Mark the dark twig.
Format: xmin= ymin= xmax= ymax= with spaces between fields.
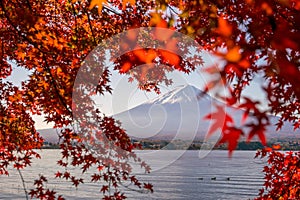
xmin=17 ymin=168 xmax=29 ymax=200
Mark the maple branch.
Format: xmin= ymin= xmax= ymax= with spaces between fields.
xmin=1 ymin=38 xmax=3 ymax=59
xmin=108 ymin=165 xmax=112 ymax=196
xmin=86 ymin=11 xmax=97 ymax=46
xmin=43 ymin=59 xmax=74 ymax=117
xmin=25 ymin=0 xmax=33 ymax=11
xmin=268 ymin=2 xmax=298 ymax=31
xmin=167 ymin=5 xmax=179 ymax=16
xmin=54 ymin=0 xmax=58 ymax=25
xmin=17 ymin=167 xmax=29 ymax=200
xmin=0 ymin=1 xmax=73 ymax=117
xmin=119 ymin=182 xmax=148 ymax=193
xmin=107 ymin=147 xmax=113 ymax=196
xmin=69 ymin=0 xmax=79 ymax=45
xmin=8 ymin=0 xmax=32 ymax=12
xmin=102 ymin=5 xmax=122 ymax=16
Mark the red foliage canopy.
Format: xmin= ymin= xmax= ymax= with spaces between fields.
xmin=0 ymin=0 xmax=299 ymax=199
xmin=255 ymin=149 xmax=300 ymax=199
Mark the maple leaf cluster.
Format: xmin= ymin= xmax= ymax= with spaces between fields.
xmin=29 ymin=175 xmax=65 ymax=200
xmin=255 ymin=149 xmax=300 ymax=199
xmin=1 ymin=0 xmax=154 ymax=198
xmin=151 ymin=0 xmax=300 ymax=153
xmin=0 ymin=0 xmax=300 ymax=199
xmin=0 ymin=80 xmax=43 ymax=175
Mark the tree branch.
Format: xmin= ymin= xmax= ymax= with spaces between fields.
xmin=0 ymin=0 xmax=73 ymax=117
xmin=17 ymin=168 xmax=29 ymax=200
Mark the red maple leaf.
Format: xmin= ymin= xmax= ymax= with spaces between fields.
xmin=204 ymin=104 xmax=233 ymax=138
xmin=143 ymin=183 xmax=153 ymax=193
xmin=101 ymin=185 xmax=109 ymax=193
xmin=55 ymin=171 xmax=62 ymax=178
xmin=218 ymin=127 xmax=243 ymax=157
xmin=247 ymin=124 xmax=267 ymax=146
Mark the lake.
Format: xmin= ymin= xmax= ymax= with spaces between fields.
xmin=0 ymin=150 xmax=265 ymax=199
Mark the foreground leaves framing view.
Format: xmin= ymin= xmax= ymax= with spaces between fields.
xmin=0 ymin=0 xmax=300 ymax=199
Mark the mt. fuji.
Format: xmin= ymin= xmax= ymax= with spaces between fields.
xmin=38 ymin=85 xmax=299 ymax=144
xmin=147 ymin=85 xmax=204 ymax=104
xmin=114 ymin=84 xmax=299 ymax=141
xmin=114 ymin=85 xmax=222 ymax=140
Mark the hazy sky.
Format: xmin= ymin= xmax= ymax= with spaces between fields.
xmin=5 ymin=51 xmax=268 ymax=129
xmin=94 ymin=51 xmax=268 ymax=115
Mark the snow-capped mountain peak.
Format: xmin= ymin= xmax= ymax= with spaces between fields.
xmin=149 ymin=84 xmax=203 ymax=104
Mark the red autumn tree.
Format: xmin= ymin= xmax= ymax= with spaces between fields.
xmin=0 ymin=0 xmax=154 ymax=199
xmin=254 ymin=149 xmax=300 ymax=199
xmin=150 ymin=0 xmax=300 ymax=153
xmin=151 ymin=1 xmax=300 ymax=198
xmin=0 ymin=0 xmax=299 ymax=199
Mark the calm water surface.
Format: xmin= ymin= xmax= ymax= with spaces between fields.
xmin=0 ymin=150 xmax=265 ymax=200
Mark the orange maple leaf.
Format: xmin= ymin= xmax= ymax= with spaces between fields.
xmin=216 ymin=17 xmax=232 ymax=37
xmin=159 ymin=50 xmax=180 ymax=68
xmin=120 ymin=62 xmax=131 ymax=73
xmin=16 ymin=51 xmax=26 ymax=60
xmin=35 ymin=32 xmax=44 ymax=40
xmin=122 ymin=0 xmax=135 ymax=9
xmin=89 ymin=0 xmax=107 ymax=14
xmin=225 ymin=46 xmax=242 ymax=62
xmin=149 ymin=13 xmax=168 ymax=28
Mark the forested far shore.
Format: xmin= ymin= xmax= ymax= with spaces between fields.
xmin=42 ymin=138 xmax=300 ymax=151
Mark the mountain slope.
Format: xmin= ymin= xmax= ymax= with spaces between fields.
xmin=38 ymin=85 xmax=299 ymax=143
xmin=114 ymin=84 xmax=299 ymax=140
xmin=114 ymin=85 xmax=222 ymax=140
xmin=38 ymin=128 xmax=60 ymax=143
